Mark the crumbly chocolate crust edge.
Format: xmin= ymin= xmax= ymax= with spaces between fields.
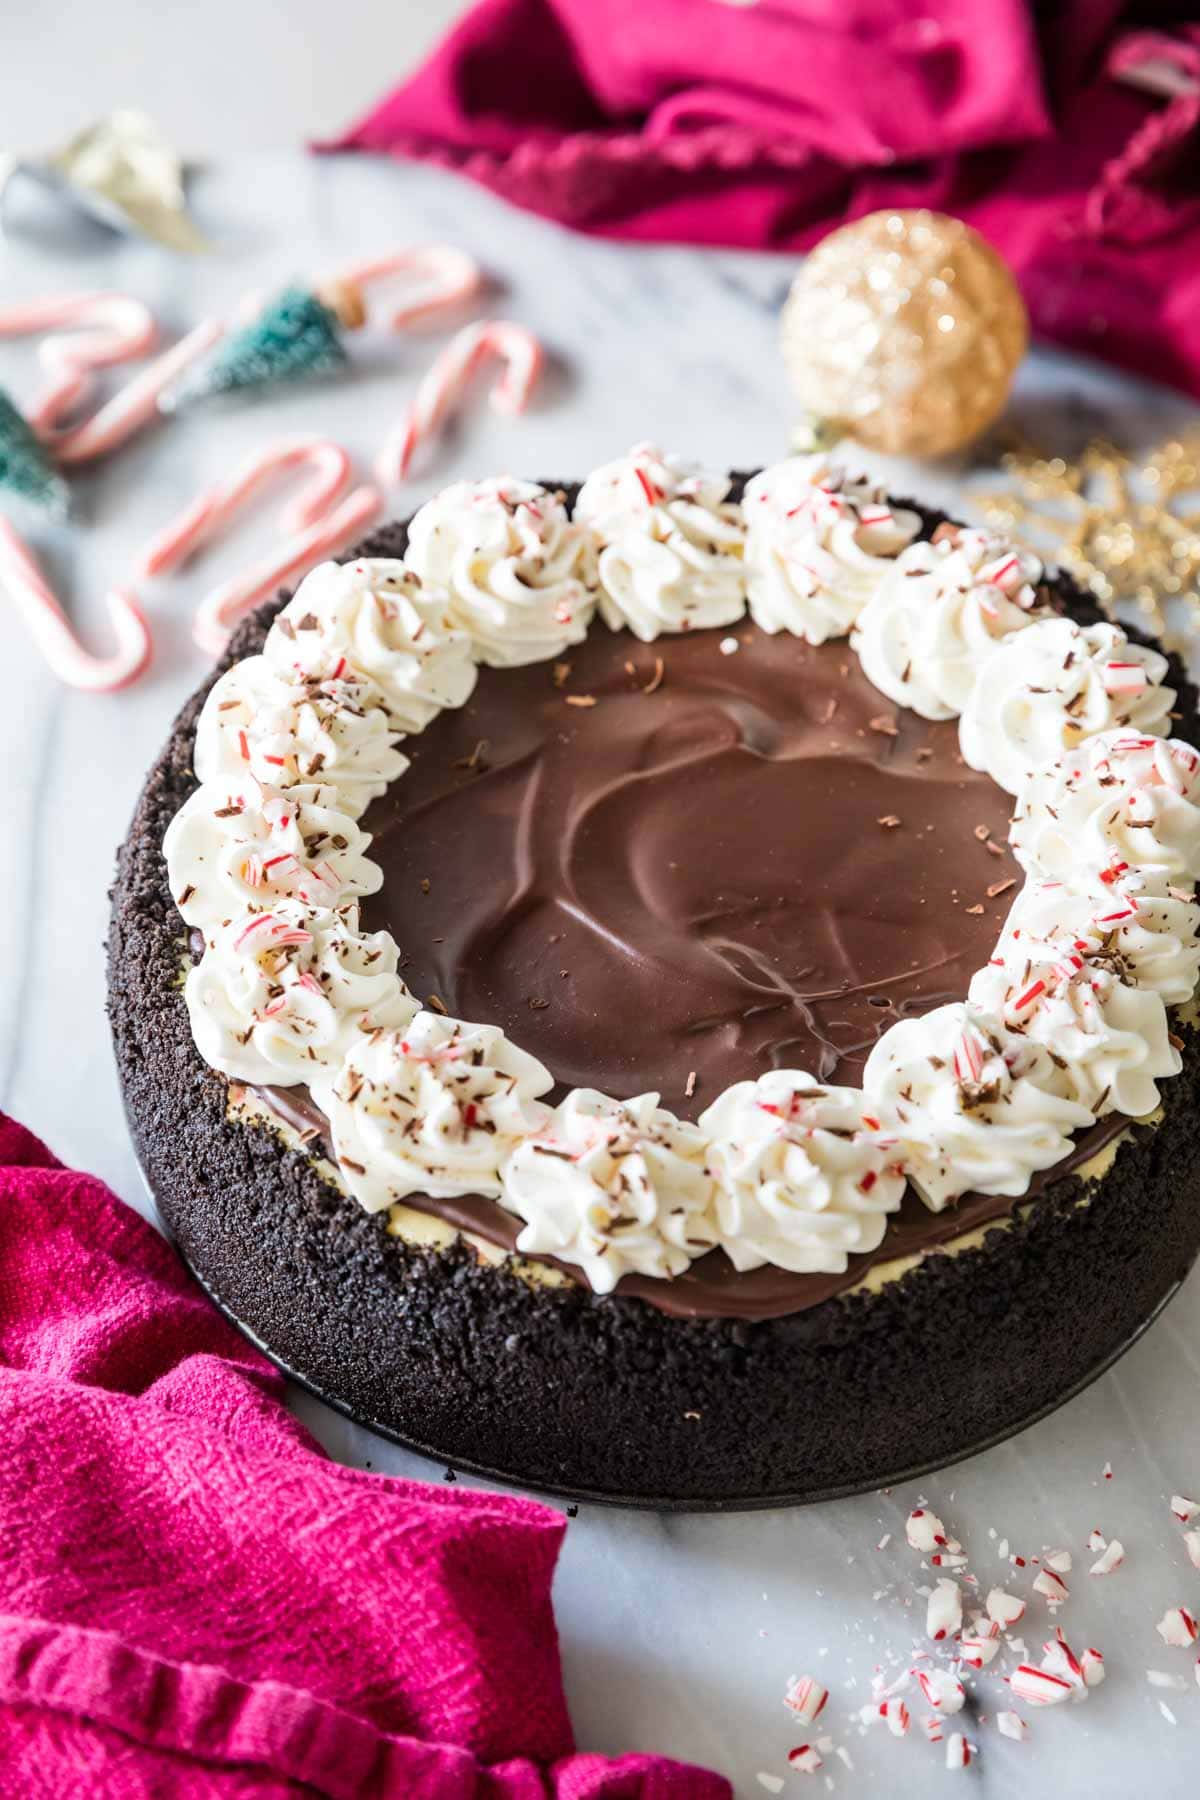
xmin=106 ymin=492 xmax=1200 ymax=1505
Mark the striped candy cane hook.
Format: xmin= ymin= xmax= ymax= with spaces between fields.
xmin=376 ymin=319 xmax=544 ymax=487
xmin=0 ymin=518 xmax=151 ymax=692
xmin=137 ymin=436 xmax=381 ymax=657
xmin=327 ymin=246 xmax=484 ymax=331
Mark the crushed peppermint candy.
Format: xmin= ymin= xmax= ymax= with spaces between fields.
xmin=1010 ymin=1664 xmax=1074 ymax=1707
xmin=1182 ymin=1530 xmax=1200 ymax=1571
xmin=1170 ymin=1494 xmax=1199 ymax=1524
xmin=1156 ymin=1607 xmax=1199 ymax=1648
xmin=906 ymin=1507 xmax=949 ymax=1552
xmin=944 ymin=1733 xmax=976 ymax=1771
xmin=986 ymin=1587 xmax=1026 ymax=1627
xmin=1032 ymin=1567 xmax=1070 ymax=1606
xmin=1090 ymin=1538 xmax=1125 ymax=1576
xmin=996 ymin=1709 xmax=1029 ymax=1742
xmin=927 ymin=1578 xmax=963 ymax=1641
xmin=784 ymin=1675 xmax=828 ymax=1724
xmin=786 ymin=1744 xmax=823 ymax=1775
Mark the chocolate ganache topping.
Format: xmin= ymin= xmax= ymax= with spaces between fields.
xmin=359 ymin=623 xmax=1019 ymax=1099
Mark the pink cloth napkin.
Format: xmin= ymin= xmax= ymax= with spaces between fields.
xmin=0 ymin=1114 xmax=728 ymax=1798
xmin=323 ymin=2 xmax=1200 ymax=400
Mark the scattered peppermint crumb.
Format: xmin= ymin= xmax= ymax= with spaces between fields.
xmin=718 ymin=636 xmax=739 ymax=655
xmin=1160 ymin=1701 xmax=1177 ymax=1726
xmin=756 ymin=1775 xmax=784 ymax=1795
xmin=1102 ymin=1461 xmax=1114 ymax=1481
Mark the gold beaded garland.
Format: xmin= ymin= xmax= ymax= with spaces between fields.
xmin=781 ymin=210 xmax=1028 ymax=458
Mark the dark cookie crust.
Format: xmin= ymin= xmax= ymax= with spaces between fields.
xmin=107 ymin=497 xmax=1200 ymax=1506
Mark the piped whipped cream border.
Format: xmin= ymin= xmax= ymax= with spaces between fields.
xmin=162 ymin=448 xmax=1200 ymax=1296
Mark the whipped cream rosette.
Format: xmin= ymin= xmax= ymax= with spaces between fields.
xmin=194 ymin=657 xmax=408 ymax=821
xmin=743 ymin=454 xmax=919 ymax=644
xmin=959 ymin=617 xmax=1173 ymax=795
xmin=1011 ymin=731 xmax=1200 ymax=884
xmin=186 ymin=902 xmax=417 ymax=1086
xmin=574 ymin=444 xmax=746 ymax=640
xmin=699 ymin=1072 xmax=905 ymax=1275
xmin=500 ymin=1088 xmax=718 ymax=1293
xmin=853 ymin=528 xmax=1045 ymax=719
xmin=313 ymin=1012 xmax=553 ymax=1212
xmin=264 ymin=558 xmax=478 ymax=733
xmin=968 ymin=927 xmax=1181 ymax=1119
xmin=983 ymin=875 xmax=1200 ymax=1008
xmin=164 ymin=779 xmax=382 ymax=928
xmin=863 ymin=1003 xmax=1094 ymax=1210
xmin=402 ymin=478 xmax=594 ymax=667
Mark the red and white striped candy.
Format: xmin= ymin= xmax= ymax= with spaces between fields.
xmin=944 ymin=1733 xmax=975 ymax=1771
xmin=1170 ymin=1494 xmax=1199 ymax=1524
xmin=329 ymin=245 xmax=483 ymax=331
xmin=913 ymin=1666 xmax=965 ymax=1714
xmin=986 ymin=1587 xmax=1026 ymax=1628
xmin=1102 ymin=660 xmax=1149 ymax=695
xmin=1156 ymin=1607 xmax=1198 ymax=1648
xmin=137 ymin=437 xmax=381 ymax=658
xmin=1043 ymin=1549 xmax=1072 ymax=1574
xmin=996 ymin=1710 xmax=1029 ymax=1742
xmin=1086 ymin=1529 xmax=1108 ymax=1553
xmin=1040 ymin=1629 xmax=1085 ymax=1691
xmin=55 ymin=317 xmax=225 ymax=464
xmin=376 ymin=318 xmax=544 ymax=486
xmin=927 ymin=1578 xmax=963 ymax=1641
xmin=1009 ymin=1664 xmax=1072 ymax=1707
xmin=878 ymin=1699 xmax=910 ymax=1737
xmin=921 ymin=1713 xmax=944 ymax=1743
xmin=1032 ymin=1567 xmax=1070 ymax=1605
xmin=1080 ymin=1648 xmax=1105 ymax=1689
xmin=0 ymin=290 xmax=156 ymax=432
xmin=905 ymin=1507 xmax=948 ymax=1552
xmin=0 ymin=516 xmax=150 ymax=692
xmin=952 ymin=1026 xmax=985 ymax=1085
xmin=786 ymin=1745 xmax=822 ymax=1775
xmin=960 ymin=1630 xmax=1000 ymax=1670
xmin=783 ymin=1675 xmax=828 ymax=1725
xmin=1090 ymin=1538 xmax=1125 ymax=1576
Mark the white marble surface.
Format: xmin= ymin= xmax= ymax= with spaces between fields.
xmin=3 ymin=155 xmax=1200 ymax=1797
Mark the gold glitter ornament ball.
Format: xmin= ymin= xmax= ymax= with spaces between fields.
xmin=781 ymin=210 xmax=1028 ymax=458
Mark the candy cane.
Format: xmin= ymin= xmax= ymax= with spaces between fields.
xmin=328 ymin=246 xmax=483 ymax=331
xmin=0 ymin=291 xmax=158 ymax=433
xmin=138 ymin=436 xmax=380 ymax=657
xmin=0 ymin=518 xmax=150 ymax=692
xmin=138 ymin=437 xmax=357 ymax=578
xmin=190 ymin=483 xmax=382 ymax=657
xmin=376 ymin=319 xmax=544 ymax=486
xmin=54 ymin=318 xmax=226 ymax=465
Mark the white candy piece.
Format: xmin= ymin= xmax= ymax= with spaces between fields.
xmin=1182 ymin=1530 xmax=1200 ymax=1571
xmin=501 ymin=1088 xmax=718 ymax=1294
xmin=996 ymin=1710 xmax=1029 ymax=1742
xmin=264 ymin=557 xmax=479 ymax=732
xmin=913 ymin=1667 xmax=965 ymax=1714
xmin=944 ymin=1733 xmax=975 ymax=1771
xmin=404 ymin=477 xmax=596 ymax=666
xmin=960 ymin=1630 xmax=1001 ymax=1670
xmin=1081 ymin=1648 xmax=1106 ymax=1689
xmin=575 ymin=444 xmax=746 ymax=640
xmin=1156 ymin=1607 xmax=1199 ymax=1647
xmin=1090 ymin=1539 xmax=1125 ymax=1576
xmin=905 ymin=1507 xmax=948 ymax=1552
xmin=1009 ymin=1664 xmax=1073 ymax=1707
xmin=1170 ymin=1494 xmax=1200 ymax=1523
xmin=786 ymin=1744 xmax=823 ymax=1774
xmin=744 ymin=454 xmax=918 ymax=645
xmin=784 ymin=1676 xmax=829 ymax=1725
xmin=987 ymin=1587 xmax=1026 ymax=1627
xmin=927 ymin=1578 xmax=963 ymax=1641
xmin=959 ymin=616 xmax=1173 ymax=796
xmin=1032 ymin=1568 xmax=1070 ymax=1605
xmin=853 ymin=527 xmax=1043 ymax=720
